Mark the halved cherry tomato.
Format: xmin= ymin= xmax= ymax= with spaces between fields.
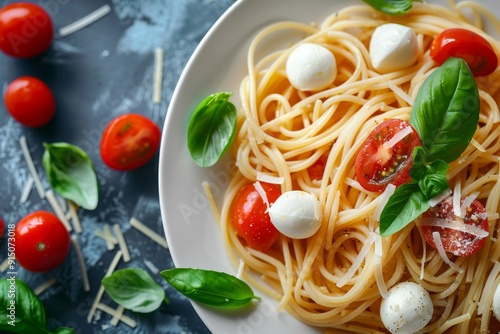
xmin=355 ymin=119 xmax=421 ymax=192
xmin=14 ymin=211 xmax=70 ymax=272
xmin=100 ymin=114 xmax=161 ymax=171
xmin=430 ymin=28 xmax=498 ymax=77
xmin=0 ymin=3 xmax=53 ymax=58
xmin=4 ymin=76 xmax=56 ymax=127
xmin=232 ymin=182 xmax=282 ymax=251
xmin=422 ymin=195 xmax=488 ymax=257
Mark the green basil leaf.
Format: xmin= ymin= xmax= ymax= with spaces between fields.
xmin=379 ymin=183 xmax=430 ymax=236
xmin=0 ymin=278 xmax=58 ymax=334
xmin=53 ymin=328 xmax=75 ymax=334
xmin=409 ymin=57 xmax=480 ymax=163
xmin=418 ymin=173 xmax=449 ymax=200
xmin=43 ymin=142 xmax=99 ymax=210
xmin=161 ymin=268 xmax=260 ymax=309
xmin=102 ymin=268 xmax=166 ymax=313
xmin=187 ymin=92 xmax=237 ymax=167
xmin=361 ymin=0 xmax=420 ymax=15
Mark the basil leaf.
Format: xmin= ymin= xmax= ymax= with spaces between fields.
xmin=102 ymin=268 xmax=167 ymax=313
xmin=0 ymin=278 xmax=74 ymax=334
xmin=53 ymin=328 xmax=76 ymax=334
xmin=379 ymin=183 xmax=430 ymax=236
xmin=409 ymin=57 xmax=480 ymax=163
xmin=187 ymin=92 xmax=237 ymax=167
xmin=361 ymin=0 xmax=420 ymax=15
xmin=43 ymin=142 xmax=99 ymax=210
xmin=161 ymin=268 xmax=260 ymax=309
xmin=418 ymin=173 xmax=449 ymax=200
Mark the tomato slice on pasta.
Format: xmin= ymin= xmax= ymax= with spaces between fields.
xmin=355 ymin=119 xmax=421 ymax=192
xmin=422 ymin=195 xmax=489 ymax=257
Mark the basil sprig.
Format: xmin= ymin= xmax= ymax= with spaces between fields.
xmin=380 ymin=57 xmax=480 ymax=236
xmin=43 ymin=142 xmax=99 ymax=210
xmin=187 ymin=92 xmax=237 ymax=167
xmin=161 ymin=268 xmax=260 ymax=308
xmin=102 ymin=268 xmax=168 ymax=313
xmin=0 ymin=278 xmax=74 ymax=334
xmin=361 ymin=0 xmax=422 ymax=15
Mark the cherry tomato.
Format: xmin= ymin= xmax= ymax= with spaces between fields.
xmin=422 ymin=195 xmax=488 ymax=257
xmin=232 ymin=182 xmax=282 ymax=251
xmin=355 ymin=119 xmax=421 ymax=192
xmin=0 ymin=216 xmax=4 ymax=237
xmin=100 ymin=113 xmax=161 ymax=171
xmin=4 ymin=76 xmax=56 ymax=127
xmin=430 ymin=28 xmax=498 ymax=77
xmin=0 ymin=3 xmax=53 ymax=58
xmin=14 ymin=211 xmax=70 ymax=272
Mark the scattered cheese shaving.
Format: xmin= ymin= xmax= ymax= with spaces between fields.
xmin=420 ymin=239 xmax=427 ymax=280
xmin=459 ymin=194 xmax=477 ymax=218
xmin=236 ymin=259 xmax=245 ymax=279
xmin=419 ymin=217 xmax=489 ymax=239
xmin=87 ymin=250 xmax=123 ymax=323
xmin=432 ymin=232 xmax=464 ymax=273
xmin=374 ymin=184 xmax=396 ymax=221
xmin=46 ymin=190 xmax=72 ymax=232
xmin=59 ymin=5 xmax=112 ymax=37
xmin=110 ymin=305 xmax=125 ymax=327
xmin=202 ymin=181 xmax=221 ymax=224
xmin=256 ymin=172 xmax=285 ymax=185
xmin=253 ymin=181 xmax=270 ymax=212
xmin=68 ymin=201 xmax=83 ymax=233
xmin=383 ymin=126 xmax=413 ymax=149
xmin=478 ymin=261 xmax=500 ymax=315
xmin=71 ymin=236 xmax=91 ymax=292
xmin=429 ymin=188 xmax=451 ymax=207
xmin=152 ymin=47 xmax=164 ymax=104
xmin=96 ymin=303 xmax=137 ymax=328
xmin=113 ymin=224 xmax=130 ymax=263
xmin=19 ymin=176 xmax=34 ymax=204
xmin=453 ymin=180 xmax=462 ymax=217
xmin=388 ymin=80 xmax=413 ymax=106
xmin=130 ymin=217 xmax=169 ymax=249
xmin=337 ymin=232 xmax=377 ymax=288
xmin=34 ymin=278 xmax=57 ymax=295
xmin=19 ymin=136 xmax=45 ymax=199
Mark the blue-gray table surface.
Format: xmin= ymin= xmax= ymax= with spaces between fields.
xmin=0 ymin=0 xmax=237 ymax=333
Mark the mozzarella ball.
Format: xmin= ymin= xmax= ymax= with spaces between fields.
xmin=286 ymin=43 xmax=337 ymax=91
xmin=493 ymin=283 xmax=500 ymax=321
xmin=380 ymin=282 xmax=433 ymax=334
xmin=268 ymin=190 xmax=322 ymax=239
xmin=369 ymin=23 xmax=419 ymax=73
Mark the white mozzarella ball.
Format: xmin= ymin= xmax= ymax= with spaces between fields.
xmin=268 ymin=190 xmax=322 ymax=239
xmin=380 ymin=282 xmax=433 ymax=334
xmin=369 ymin=23 xmax=419 ymax=73
xmin=286 ymin=43 xmax=337 ymax=91
xmin=493 ymin=283 xmax=500 ymax=321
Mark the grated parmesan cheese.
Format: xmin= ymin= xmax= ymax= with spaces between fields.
xmin=453 ymin=181 xmax=462 ymax=217
xmin=253 ymin=181 xmax=270 ymax=211
xmin=432 ymin=232 xmax=463 ymax=273
xmin=46 ymin=190 xmax=72 ymax=232
xmin=113 ymin=224 xmax=130 ymax=263
xmin=256 ymin=172 xmax=285 ymax=185
xmin=428 ymin=188 xmax=451 ymax=207
xmin=152 ymin=47 xmax=164 ymax=104
xmin=130 ymin=217 xmax=169 ymax=249
xmin=19 ymin=136 xmax=45 ymax=199
xmin=337 ymin=232 xmax=377 ymax=288
xmin=383 ymin=126 xmax=413 ymax=149
xmin=71 ymin=236 xmax=91 ymax=292
xmin=59 ymin=5 xmax=112 ymax=37
xmin=19 ymin=176 xmax=34 ymax=204
xmin=419 ymin=217 xmax=489 ymax=239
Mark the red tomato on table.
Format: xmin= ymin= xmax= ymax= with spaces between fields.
xmin=14 ymin=211 xmax=70 ymax=272
xmin=100 ymin=113 xmax=161 ymax=171
xmin=0 ymin=216 xmax=4 ymax=237
xmin=0 ymin=3 xmax=53 ymax=58
xmin=4 ymin=76 xmax=56 ymax=127
xmin=232 ymin=182 xmax=282 ymax=251
xmin=430 ymin=28 xmax=498 ymax=77
xmin=355 ymin=119 xmax=421 ymax=192
xmin=422 ymin=195 xmax=488 ymax=257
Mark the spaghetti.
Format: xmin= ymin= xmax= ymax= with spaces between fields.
xmin=218 ymin=1 xmax=500 ymax=333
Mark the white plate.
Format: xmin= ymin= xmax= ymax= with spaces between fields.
xmin=158 ymin=0 xmax=497 ymax=333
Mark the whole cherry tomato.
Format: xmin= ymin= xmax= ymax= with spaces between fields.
xmin=421 ymin=195 xmax=488 ymax=257
xmin=4 ymin=76 xmax=56 ymax=127
xmin=430 ymin=28 xmax=498 ymax=77
xmin=100 ymin=113 xmax=161 ymax=171
xmin=232 ymin=182 xmax=282 ymax=251
xmin=0 ymin=2 xmax=53 ymax=58
xmin=0 ymin=216 xmax=4 ymax=237
xmin=355 ymin=119 xmax=421 ymax=192
xmin=14 ymin=211 xmax=70 ymax=272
